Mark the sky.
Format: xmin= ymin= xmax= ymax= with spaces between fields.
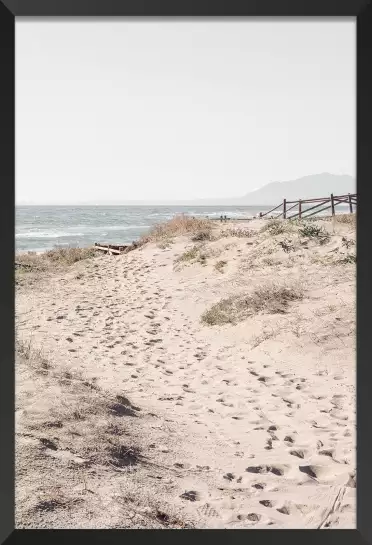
xmin=16 ymin=19 xmax=355 ymax=205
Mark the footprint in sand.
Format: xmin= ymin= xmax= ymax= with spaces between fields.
xmin=252 ymin=482 xmax=266 ymax=490
xmin=289 ymin=449 xmax=307 ymax=459
xmin=180 ymin=490 xmax=200 ymax=502
xmin=246 ymin=464 xmax=290 ymax=477
xmin=197 ymin=504 xmax=219 ymax=518
xmin=260 ymin=499 xmax=274 ymax=508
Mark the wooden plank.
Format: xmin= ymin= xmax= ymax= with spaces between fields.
xmin=299 ymin=203 xmax=333 ymax=219
xmin=285 ymin=202 xmax=299 ymax=215
xmin=287 ymin=194 xmax=355 ymax=205
xmin=331 ymin=194 xmax=335 ymax=216
xmin=276 ymin=201 xmax=298 ymax=219
xmin=265 ymin=193 xmax=356 ymax=220
xmin=288 ymin=199 xmax=329 ymax=220
xmin=94 ymin=245 xmax=122 ymax=255
xmin=260 ymin=202 xmax=283 ymax=217
xmin=94 ymin=242 xmax=129 ymax=251
xmin=286 ymin=197 xmax=329 ymax=205
xmin=348 ymin=194 xmax=353 ymax=214
xmin=333 ymin=197 xmax=349 ymax=204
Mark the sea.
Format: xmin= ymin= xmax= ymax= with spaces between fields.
xmin=16 ymin=205 xmax=273 ymax=254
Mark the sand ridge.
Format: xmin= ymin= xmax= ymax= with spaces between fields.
xmin=16 ymin=218 xmax=356 ymax=528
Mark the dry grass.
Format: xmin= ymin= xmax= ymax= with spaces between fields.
xmin=175 ymin=245 xmax=200 ymax=263
xmin=215 ymin=260 xmax=227 ymax=273
xmin=298 ymin=224 xmax=330 ymax=244
xmin=310 ymin=251 xmax=357 ymax=267
xmin=139 ymin=215 xmax=213 ymax=245
xmin=220 ymin=228 xmax=253 ymax=238
xmin=16 ymin=338 xmax=52 ymax=373
xmin=16 ymin=340 xmax=142 ymax=470
xmin=16 ymin=339 xmax=194 ymax=529
xmin=16 ymin=247 xmax=98 ymax=272
xmin=260 ymin=219 xmax=294 ymax=236
xmin=341 ymin=236 xmax=356 ymax=250
xmin=191 ymin=230 xmax=214 ymax=242
xmin=175 ymin=244 xmax=208 ymax=266
xmin=157 ymin=238 xmax=174 ymax=249
xmin=334 ymin=213 xmax=356 ymax=225
xmin=278 ymin=239 xmax=296 ymax=253
xmin=337 ymin=254 xmax=356 ymax=264
xmin=249 ymin=326 xmax=280 ymax=348
xmin=261 ymin=256 xmax=282 ymax=267
xmin=201 ymin=282 xmax=304 ymax=326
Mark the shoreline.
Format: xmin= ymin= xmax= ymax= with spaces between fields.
xmin=15 ymin=207 xmax=354 ymax=253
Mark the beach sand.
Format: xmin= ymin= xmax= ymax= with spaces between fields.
xmin=15 ymin=217 xmax=356 ymax=529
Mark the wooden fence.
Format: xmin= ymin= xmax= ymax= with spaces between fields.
xmin=260 ymin=193 xmax=357 ymax=220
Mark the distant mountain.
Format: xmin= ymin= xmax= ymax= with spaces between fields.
xmin=106 ymin=173 xmax=355 ymax=206
xmin=239 ymin=173 xmax=355 ymax=206
xmin=135 ymin=173 xmax=354 ymax=206
xmin=19 ymin=173 xmax=355 ymax=206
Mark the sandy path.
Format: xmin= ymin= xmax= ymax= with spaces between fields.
xmin=16 ymin=223 xmax=356 ymax=528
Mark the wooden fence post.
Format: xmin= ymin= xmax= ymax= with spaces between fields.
xmin=298 ymin=199 xmax=302 ymax=219
xmin=283 ymin=199 xmax=287 ymax=219
xmin=348 ymin=193 xmax=353 ymax=214
xmin=330 ymin=194 xmax=335 ymax=216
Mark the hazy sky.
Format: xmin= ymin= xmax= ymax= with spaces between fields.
xmin=16 ymin=19 xmax=355 ymax=205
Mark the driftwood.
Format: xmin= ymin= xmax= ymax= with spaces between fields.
xmin=93 ymin=242 xmax=138 ymax=255
xmin=94 ymin=245 xmax=122 ymax=255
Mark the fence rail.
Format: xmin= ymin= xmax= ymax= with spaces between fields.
xmin=260 ymin=193 xmax=357 ymax=220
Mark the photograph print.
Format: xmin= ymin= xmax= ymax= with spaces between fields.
xmin=15 ymin=18 xmax=356 ymax=529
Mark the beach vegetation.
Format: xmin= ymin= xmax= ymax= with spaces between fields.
xmin=157 ymin=238 xmax=174 ymax=249
xmin=215 ymin=260 xmax=227 ymax=273
xmin=16 ymin=247 xmax=98 ymax=272
xmin=298 ymin=224 xmax=330 ymax=244
xmin=278 ymin=239 xmax=295 ymax=253
xmin=139 ymin=215 xmax=213 ymax=245
xmin=220 ymin=228 xmax=253 ymax=238
xmin=337 ymin=254 xmax=356 ymax=264
xmin=201 ymin=282 xmax=304 ymax=326
xmin=191 ymin=230 xmax=213 ymax=242
xmin=341 ymin=236 xmax=355 ymax=250
xmin=175 ymin=245 xmax=200 ymax=263
xmin=334 ymin=213 xmax=356 ymax=225
xmin=260 ymin=219 xmax=292 ymax=236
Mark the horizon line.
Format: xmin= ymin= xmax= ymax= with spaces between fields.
xmin=16 ymin=172 xmax=355 ymax=206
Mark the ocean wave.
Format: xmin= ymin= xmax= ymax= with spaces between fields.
xmin=187 ymin=211 xmax=248 ymax=218
xmin=16 ymin=231 xmax=85 ymax=239
xmin=99 ymin=224 xmax=150 ymax=231
xmin=69 ymin=224 xmax=151 ymax=232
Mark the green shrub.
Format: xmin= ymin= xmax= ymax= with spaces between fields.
xmin=299 ymin=224 xmax=330 ymax=244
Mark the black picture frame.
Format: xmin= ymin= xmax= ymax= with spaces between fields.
xmin=1 ymin=1 xmax=371 ymax=544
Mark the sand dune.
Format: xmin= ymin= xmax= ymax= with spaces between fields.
xmin=15 ymin=216 xmax=356 ymax=528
